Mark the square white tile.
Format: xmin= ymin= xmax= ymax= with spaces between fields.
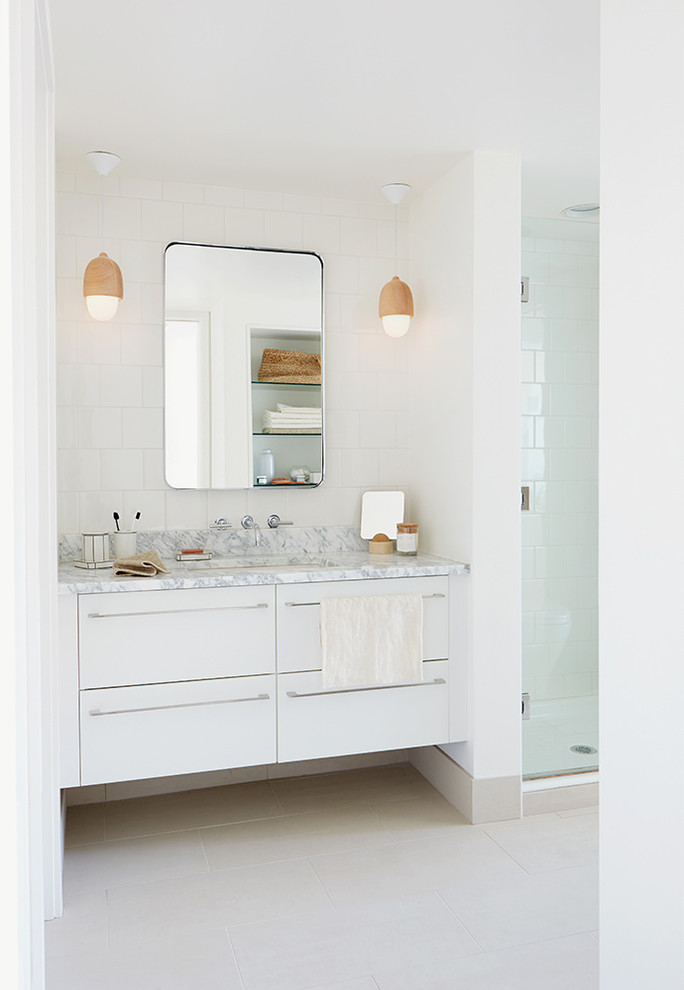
xmin=106 ymin=858 xmax=332 ymax=948
xmin=46 ymin=929 xmax=243 ymax=990
xmin=229 ymin=892 xmax=480 ymax=990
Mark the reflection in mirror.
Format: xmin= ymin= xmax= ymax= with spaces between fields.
xmin=164 ymin=244 xmax=324 ymax=490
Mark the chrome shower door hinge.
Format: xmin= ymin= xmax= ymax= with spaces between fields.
xmin=521 ymin=276 xmax=530 ymax=302
xmin=522 ymin=692 xmax=531 ymax=720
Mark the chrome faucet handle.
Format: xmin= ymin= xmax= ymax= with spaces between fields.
xmin=210 ymin=517 xmax=231 ymax=530
xmin=267 ymin=514 xmax=293 ymax=529
xmin=241 ymin=514 xmax=261 ymax=546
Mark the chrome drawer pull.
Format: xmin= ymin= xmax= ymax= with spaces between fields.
xmin=88 ymin=603 xmax=269 ymax=619
xmin=286 ymin=677 xmax=445 ymax=698
xmin=88 ymin=693 xmax=270 ymax=716
xmin=284 ymin=593 xmax=446 ymax=608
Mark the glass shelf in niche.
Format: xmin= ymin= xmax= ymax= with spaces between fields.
xmin=252 ymin=482 xmax=319 ymax=488
xmin=253 ymin=432 xmax=321 ymax=438
xmin=251 ymin=380 xmax=321 ymax=389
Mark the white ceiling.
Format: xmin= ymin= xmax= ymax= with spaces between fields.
xmin=51 ymin=0 xmax=599 ymax=216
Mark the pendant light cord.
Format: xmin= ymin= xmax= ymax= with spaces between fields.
xmin=394 ymin=203 xmax=398 ymax=274
xmin=99 ymin=173 xmax=104 ymax=246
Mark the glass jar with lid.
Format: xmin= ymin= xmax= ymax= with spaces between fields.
xmin=396 ymin=523 xmax=419 ymax=555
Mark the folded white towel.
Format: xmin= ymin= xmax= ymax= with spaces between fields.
xmin=320 ymin=594 xmax=423 ymax=688
xmin=263 ymin=427 xmax=321 ymax=434
xmin=277 ymin=403 xmax=322 ymax=414
xmin=263 ymin=414 xmax=321 ymax=428
xmin=264 ymin=411 xmax=322 ymax=421
xmin=263 ymin=423 xmax=321 ymax=432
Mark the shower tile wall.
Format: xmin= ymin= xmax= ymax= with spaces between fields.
xmin=521 ymin=218 xmax=598 ymax=703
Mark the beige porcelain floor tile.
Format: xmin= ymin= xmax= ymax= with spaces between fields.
xmin=484 ymin=810 xmax=598 ymax=873
xmin=106 ymin=857 xmax=333 ymax=947
xmin=371 ymin=793 xmax=471 ymax=841
xmin=301 ymin=981 xmax=378 ymax=990
xmin=65 ymin=803 xmax=105 ymax=847
xmin=373 ymin=932 xmax=599 ymax=990
xmin=45 ymin=929 xmax=242 ymax=990
xmin=44 ymin=889 xmax=107 ymax=959
xmin=269 ymin=764 xmax=436 ymax=814
xmin=103 ymin=780 xmax=284 ymax=839
xmin=439 ymin=863 xmax=598 ymax=951
xmin=63 ymin=828 xmax=208 ymax=895
xmin=229 ymin=892 xmax=480 ymax=990
xmin=556 ymin=805 xmax=599 ymax=818
xmin=200 ymin=804 xmax=396 ymax=870
xmin=310 ymin=831 xmax=524 ymax=908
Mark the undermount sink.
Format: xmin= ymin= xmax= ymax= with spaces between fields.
xmin=187 ymin=555 xmax=341 ymax=572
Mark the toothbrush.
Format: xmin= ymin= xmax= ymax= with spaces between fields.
xmin=130 ymin=511 xmax=141 ymax=532
xmin=113 ymin=512 xmax=120 ymax=531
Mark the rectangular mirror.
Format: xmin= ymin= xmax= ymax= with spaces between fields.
xmin=164 ymin=243 xmax=324 ymax=490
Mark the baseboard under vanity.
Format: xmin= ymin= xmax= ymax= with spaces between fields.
xmin=64 ymin=748 xmax=411 ymax=805
xmin=409 ymin=746 xmax=522 ymax=824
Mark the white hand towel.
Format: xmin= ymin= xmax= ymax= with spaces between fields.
xmin=263 ymin=410 xmax=321 ymax=421
xmin=263 ymin=414 xmax=321 ymax=425
xmin=276 ymin=403 xmax=322 ymax=414
xmin=320 ymin=594 xmax=423 ymax=688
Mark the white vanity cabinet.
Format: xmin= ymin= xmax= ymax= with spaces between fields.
xmin=79 ymin=586 xmax=276 ymax=687
xmin=276 ymin=575 xmax=449 ymax=672
xmin=62 ymin=572 xmax=461 ymax=788
xmin=81 ymin=675 xmax=275 ymax=785
xmin=276 ymin=576 xmax=451 ymax=762
xmin=76 ymin=585 xmax=277 ymax=785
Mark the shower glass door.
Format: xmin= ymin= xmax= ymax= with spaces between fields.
xmin=521 ymin=217 xmax=599 ymax=778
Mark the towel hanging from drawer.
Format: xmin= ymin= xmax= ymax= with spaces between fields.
xmin=319 ymin=594 xmax=423 ymax=689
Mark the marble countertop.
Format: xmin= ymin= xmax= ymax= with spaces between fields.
xmin=58 ymin=551 xmax=469 ymax=595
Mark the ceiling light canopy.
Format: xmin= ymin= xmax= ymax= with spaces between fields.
xmin=561 ymin=203 xmax=600 ymax=219
xmin=83 ymin=151 xmax=124 ymax=321
xmin=378 ymin=183 xmax=413 ymax=338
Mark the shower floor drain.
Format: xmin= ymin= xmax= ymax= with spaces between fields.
xmin=570 ymin=745 xmax=598 ymax=755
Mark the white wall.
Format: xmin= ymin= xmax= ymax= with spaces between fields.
xmin=55 ymin=175 xmax=414 ymax=534
xmin=4 ymin=0 xmax=56 ymax=982
xmin=410 ymin=152 xmax=522 ymax=784
xmin=600 ymin=2 xmax=684 ymax=987
xmin=521 ymin=217 xmax=599 ymax=702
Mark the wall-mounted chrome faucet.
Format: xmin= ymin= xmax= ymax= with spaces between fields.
xmin=241 ymin=514 xmax=261 ymax=546
xmin=266 ymin=514 xmax=293 ymax=529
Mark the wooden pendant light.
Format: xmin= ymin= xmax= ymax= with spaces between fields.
xmin=378 ymin=183 xmax=413 ymax=337
xmin=83 ymin=252 xmax=123 ymax=300
xmin=379 ymin=275 xmax=414 ymax=319
xmin=83 ymin=151 xmax=124 ymax=321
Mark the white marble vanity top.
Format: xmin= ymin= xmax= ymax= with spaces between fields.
xmin=58 ymin=551 xmax=469 ymax=595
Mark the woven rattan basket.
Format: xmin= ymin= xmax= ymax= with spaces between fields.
xmin=258 ymin=348 xmax=321 ymax=385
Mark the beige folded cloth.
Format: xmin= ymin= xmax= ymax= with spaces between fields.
xmin=320 ymin=594 xmax=423 ymax=688
xmin=113 ymin=549 xmax=170 ymax=576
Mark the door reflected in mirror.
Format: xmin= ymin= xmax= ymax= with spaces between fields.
xmin=164 ymin=243 xmax=324 ymax=490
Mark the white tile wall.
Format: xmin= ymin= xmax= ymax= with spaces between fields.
xmin=521 ymin=217 xmax=598 ymax=702
xmin=56 ymin=171 xmax=412 ymax=534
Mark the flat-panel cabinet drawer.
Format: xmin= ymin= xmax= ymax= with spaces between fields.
xmin=276 ymin=576 xmax=449 ymax=673
xmin=79 ymin=586 xmax=275 ymax=688
xmin=277 ymin=660 xmax=449 ymax=763
xmin=80 ymin=674 xmax=276 ymax=785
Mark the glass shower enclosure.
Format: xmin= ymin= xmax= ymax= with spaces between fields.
xmin=521 ymin=216 xmax=599 ymax=779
